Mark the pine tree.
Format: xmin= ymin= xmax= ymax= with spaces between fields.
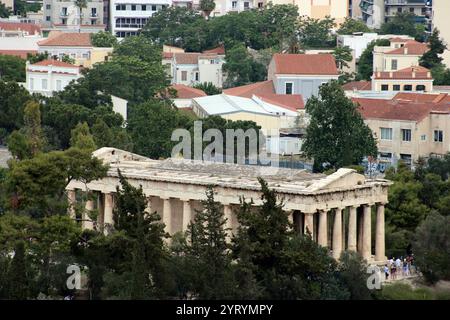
xmin=113 ymin=170 xmax=166 ymax=299
xmin=6 ymin=241 xmax=29 ymax=299
xmin=187 ymin=186 xmax=233 ymax=299
xmin=420 ymin=28 xmax=447 ymax=69
xmin=70 ymin=122 xmax=97 ymax=151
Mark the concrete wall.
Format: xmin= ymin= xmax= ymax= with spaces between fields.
xmin=273 ymin=75 xmax=339 ymax=100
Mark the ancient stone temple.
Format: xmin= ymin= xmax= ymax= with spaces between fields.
xmin=66 ymin=148 xmax=391 ymax=262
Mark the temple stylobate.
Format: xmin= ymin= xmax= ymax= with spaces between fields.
xmin=66 ymin=148 xmax=392 ymax=262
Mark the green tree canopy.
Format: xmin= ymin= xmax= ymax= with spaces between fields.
xmin=91 ymin=31 xmax=118 ymax=48
xmin=302 ymin=81 xmax=377 ymax=171
xmin=337 ymin=17 xmax=371 ymax=35
xmin=0 ymin=55 xmax=26 ymax=82
xmin=357 ymin=39 xmax=390 ymax=80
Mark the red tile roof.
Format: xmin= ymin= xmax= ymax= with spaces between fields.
xmin=0 ymin=49 xmax=37 ymax=59
xmin=393 ymin=92 xmax=450 ymax=103
xmin=203 ymin=45 xmax=225 ymax=55
xmin=31 ymin=59 xmax=80 ymax=68
xmin=342 ymin=80 xmax=372 ymax=91
xmin=170 ymin=84 xmax=207 ymax=99
xmin=223 ymin=80 xmax=275 ymax=97
xmin=389 ymin=37 xmax=413 ymax=43
xmin=385 ymin=40 xmax=428 ymax=55
xmin=224 ymin=80 xmax=304 ymax=110
xmin=272 ymin=53 xmax=339 ymax=75
xmin=38 ymin=32 xmax=92 ymax=47
xmin=162 ymin=52 xmax=174 ymax=59
xmin=373 ymin=66 xmax=431 ymax=80
xmin=353 ymin=98 xmax=450 ymax=122
xmin=0 ymin=21 xmax=41 ymax=35
xmin=174 ymin=53 xmax=201 ymax=64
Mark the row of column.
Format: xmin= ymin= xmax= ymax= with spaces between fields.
xmin=67 ymin=190 xmax=385 ymax=261
xmin=294 ymin=203 xmax=385 ymax=261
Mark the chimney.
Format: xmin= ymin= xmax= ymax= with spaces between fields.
xmin=389 ymin=72 xmax=393 ymax=78
xmin=427 ymin=71 xmax=431 ymax=78
xmin=412 ymin=70 xmax=416 ymax=78
xmin=404 ymin=47 xmax=408 ymax=55
xmin=377 ymin=71 xmax=381 ymax=78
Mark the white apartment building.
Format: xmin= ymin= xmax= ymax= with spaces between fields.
xmin=25 ymin=60 xmax=82 ymax=96
xmin=110 ymin=0 xmax=171 ymax=38
xmin=42 ymin=0 xmax=105 ymax=30
xmin=164 ymin=51 xmax=226 ymax=88
xmin=431 ymin=0 xmax=450 ymax=67
xmin=212 ymin=0 xmax=265 ymax=16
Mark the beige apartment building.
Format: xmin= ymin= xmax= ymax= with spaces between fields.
xmin=371 ymin=65 xmax=433 ymax=92
xmin=431 ymin=0 xmax=450 ymax=68
xmin=0 ymin=0 xmax=13 ymax=9
xmin=354 ymin=93 xmax=450 ymax=168
xmin=273 ymin=0 xmax=349 ymax=24
xmin=373 ymin=38 xmax=428 ymax=73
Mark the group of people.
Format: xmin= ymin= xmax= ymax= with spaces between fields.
xmin=383 ymin=255 xmax=415 ymax=280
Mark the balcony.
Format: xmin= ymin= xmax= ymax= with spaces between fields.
xmin=385 ymin=0 xmax=427 ymax=5
xmin=60 ymin=11 xmax=69 ymax=17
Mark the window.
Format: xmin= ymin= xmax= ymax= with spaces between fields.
xmin=29 ymin=78 xmax=34 ymax=90
xmin=400 ymin=154 xmax=412 ymax=166
xmin=393 ymin=84 xmax=400 ymax=91
xmin=46 ymin=16 xmax=51 ymax=21
xmin=131 ymin=5 xmax=136 ymax=10
xmin=142 ymin=5 xmax=146 ymax=10
xmin=434 ymin=130 xmax=443 ymax=142
xmin=181 ymin=71 xmax=187 ymax=81
xmin=401 ymin=129 xmax=411 ymax=142
xmin=381 ymin=84 xmax=389 ymax=91
xmin=232 ymin=1 xmax=237 ymax=8
xmin=244 ymin=2 xmax=250 ymax=9
xmin=391 ymin=59 xmax=397 ymax=70
xmin=421 ymin=7 xmax=427 ymax=15
xmin=42 ymin=79 xmax=48 ymax=90
xmin=195 ymin=72 xmax=199 ymax=81
xmin=258 ymin=2 xmax=263 ymax=8
xmin=379 ymin=152 xmax=392 ymax=159
xmin=416 ymin=85 xmax=426 ymax=91
xmin=397 ymin=7 xmax=402 ymax=13
xmin=380 ymin=127 xmax=392 ymax=140
xmin=285 ymin=82 xmax=293 ymax=95
xmin=409 ymin=8 xmax=415 ymax=13
xmin=152 ymin=5 xmax=157 ymax=11
xmin=46 ymin=4 xmax=50 ymax=10
xmin=56 ymin=80 xmax=62 ymax=91
xmin=62 ymin=7 xmax=68 ymax=15
xmin=404 ymin=84 xmax=413 ymax=91
xmin=421 ymin=134 xmax=426 ymax=141
xmin=91 ymin=8 xmax=97 ymax=16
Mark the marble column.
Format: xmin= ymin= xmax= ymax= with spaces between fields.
xmin=162 ymin=198 xmax=172 ymax=235
xmin=67 ymin=189 xmax=76 ymax=219
xmin=304 ymin=212 xmax=314 ymax=239
xmin=362 ymin=204 xmax=372 ymax=260
xmin=318 ymin=210 xmax=328 ymax=247
xmin=224 ymin=204 xmax=233 ymax=237
xmin=182 ymin=199 xmax=192 ymax=232
xmin=332 ymin=208 xmax=343 ymax=260
xmin=104 ymin=193 xmax=114 ymax=227
xmin=83 ymin=199 xmax=94 ymax=230
xmin=375 ymin=203 xmax=385 ymax=261
xmin=347 ymin=206 xmax=357 ymax=252
xmin=145 ymin=197 xmax=152 ymax=215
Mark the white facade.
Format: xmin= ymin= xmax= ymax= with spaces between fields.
xmin=25 ymin=61 xmax=81 ymax=96
xmin=266 ymin=136 xmax=302 ymax=155
xmin=212 ymin=0 xmax=264 ymax=16
xmin=110 ymin=0 xmax=171 ymax=38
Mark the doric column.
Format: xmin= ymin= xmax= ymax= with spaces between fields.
xmin=304 ymin=212 xmax=314 ymax=239
xmin=162 ymin=198 xmax=172 ymax=235
xmin=224 ymin=204 xmax=233 ymax=237
xmin=83 ymin=199 xmax=94 ymax=230
xmin=332 ymin=208 xmax=343 ymax=259
xmin=375 ymin=203 xmax=386 ymax=261
xmin=67 ymin=189 xmax=76 ymax=219
xmin=104 ymin=193 xmax=114 ymax=227
xmin=287 ymin=210 xmax=293 ymax=225
xmin=182 ymin=199 xmax=192 ymax=232
xmin=348 ymin=206 xmax=357 ymax=252
xmin=145 ymin=197 xmax=152 ymax=215
xmin=318 ymin=210 xmax=328 ymax=247
xmin=362 ymin=204 xmax=372 ymax=260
